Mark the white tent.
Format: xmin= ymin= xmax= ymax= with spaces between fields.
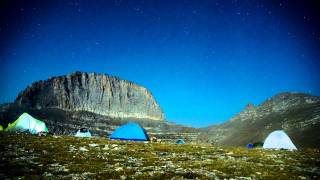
xmin=6 ymin=112 xmax=48 ymax=134
xmin=75 ymin=128 xmax=92 ymax=137
xmin=263 ymin=130 xmax=297 ymax=150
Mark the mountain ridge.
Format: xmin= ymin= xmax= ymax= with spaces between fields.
xmin=198 ymin=92 xmax=320 ymax=148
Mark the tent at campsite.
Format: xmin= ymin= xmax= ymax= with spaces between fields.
xmin=263 ymin=130 xmax=297 ymax=150
xmin=176 ymin=139 xmax=185 ymax=144
xmin=0 ymin=125 xmax=3 ymax=131
xmin=110 ymin=122 xmax=150 ymax=141
xmin=75 ymin=128 xmax=92 ymax=137
xmin=5 ymin=112 xmax=48 ymax=134
xmin=246 ymin=143 xmax=254 ymax=148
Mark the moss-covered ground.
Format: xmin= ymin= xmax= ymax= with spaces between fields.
xmin=0 ymin=133 xmax=319 ymax=179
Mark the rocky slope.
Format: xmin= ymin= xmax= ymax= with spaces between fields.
xmin=15 ymin=72 xmax=164 ymax=121
xmin=198 ymin=92 xmax=320 ymax=148
xmin=0 ymin=103 xmax=198 ymax=142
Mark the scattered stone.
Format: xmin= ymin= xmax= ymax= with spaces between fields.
xmin=50 ymin=163 xmax=60 ymax=167
xmin=69 ymin=145 xmax=77 ymax=152
xmin=79 ymin=147 xmax=89 ymax=152
xmin=42 ymin=150 xmax=48 ymax=155
xmin=43 ymin=172 xmax=53 ymax=176
xmin=89 ymin=143 xmax=98 ymax=148
xmin=226 ymin=151 xmax=234 ymax=155
xmin=115 ymin=167 xmax=123 ymax=171
xmin=111 ymin=144 xmax=118 ymax=148
xmin=298 ymin=176 xmax=307 ymax=179
xmin=102 ymin=145 xmax=109 ymax=150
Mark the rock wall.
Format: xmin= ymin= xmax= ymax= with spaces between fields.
xmin=15 ymin=72 xmax=164 ymax=121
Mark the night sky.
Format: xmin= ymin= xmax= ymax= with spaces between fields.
xmin=1 ymin=0 xmax=320 ymax=127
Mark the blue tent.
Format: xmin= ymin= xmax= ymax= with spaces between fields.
xmin=246 ymin=143 xmax=254 ymax=148
xmin=176 ymin=139 xmax=185 ymax=144
xmin=110 ymin=122 xmax=150 ymax=141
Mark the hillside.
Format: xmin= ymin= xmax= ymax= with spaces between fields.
xmin=198 ymin=93 xmax=320 ymax=148
xmin=1 ymin=133 xmax=319 ymax=179
xmin=0 ymin=103 xmax=199 ymax=143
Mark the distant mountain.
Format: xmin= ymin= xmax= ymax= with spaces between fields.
xmin=198 ymin=92 xmax=320 ymax=148
xmin=15 ymin=71 xmax=164 ymax=121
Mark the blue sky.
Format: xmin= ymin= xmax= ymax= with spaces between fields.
xmin=1 ymin=0 xmax=319 ymax=127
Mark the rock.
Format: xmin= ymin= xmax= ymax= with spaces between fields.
xmin=115 ymin=167 xmax=123 ymax=171
xmin=15 ymin=71 xmax=164 ymax=121
xmin=43 ymin=172 xmax=53 ymax=176
xmin=89 ymin=144 xmax=98 ymax=148
xmin=102 ymin=145 xmax=109 ymax=150
xmin=79 ymin=147 xmax=89 ymax=152
xmin=50 ymin=163 xmax=59 ymax=167
xmin=226 ymin=152 xmax=234 ymax=155
xmin=165 ymin=161 xmax=175 ymax=168
xmin=69 ymin=145 xmax=77 ymax=152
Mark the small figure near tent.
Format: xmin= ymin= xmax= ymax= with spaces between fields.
xmin=75 ymin=128 xmax=92 ymax=137
xmin=263 ymin=130 xmax=297 ymax=150
xmin=176 ymin=139 xmax=185 ymax=144
xmin=5 ymin=112 xmax=48 ymax=134
xmin=110 ymin=122 xmax=149 ymax=141
xmin=246 ymin=143 xmax=254 ymax=149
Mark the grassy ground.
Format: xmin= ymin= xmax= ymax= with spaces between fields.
xmin=0 ymin=133 xmax=319 ymax=179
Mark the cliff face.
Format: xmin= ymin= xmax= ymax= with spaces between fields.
xmin=15 ymin=72 xmax=164 ymax=121
xmin=199 ymin=92 xmax=320 ymax=148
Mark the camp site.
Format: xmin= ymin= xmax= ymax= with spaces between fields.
xmin=1 ymin=0 xmax=320 ymax=178
xmin=1 ymin=111 xmax=319 ymax=179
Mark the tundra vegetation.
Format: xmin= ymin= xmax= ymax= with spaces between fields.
xmin=0 ymin=133 xmax=319 ymax=179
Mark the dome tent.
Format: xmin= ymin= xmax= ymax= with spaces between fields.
xmin=5 ymin=112 xmax=48 ymax=134
xmin=110 ymin=122 xmax=149 ymax=141
xmin=75 ymin=128 xmax=92 ymax=137
xmin=176 ymin=139 xmax=185 ymax=144
xmin=263 ymin=130 xmax=297 ymax=150
xmin=246 ymin=143 xmax=254 ymax=149
xmin=0 ymin=125 xmax=3 ymax=131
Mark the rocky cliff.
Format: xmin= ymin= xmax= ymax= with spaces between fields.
xmin=15 ymin=72 xmax=164 ymax=121
xmin=198 ymin=92 xmax=320 ymax=148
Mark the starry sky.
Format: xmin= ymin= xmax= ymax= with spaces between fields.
xmin=1 ymin=0 xmax=320 ymax=127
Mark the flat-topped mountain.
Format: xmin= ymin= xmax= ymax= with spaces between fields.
xmin=15 ymin=71 xmax=164 ymax=121
xmin=198 ymin=92 xmax=320 ymax=148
